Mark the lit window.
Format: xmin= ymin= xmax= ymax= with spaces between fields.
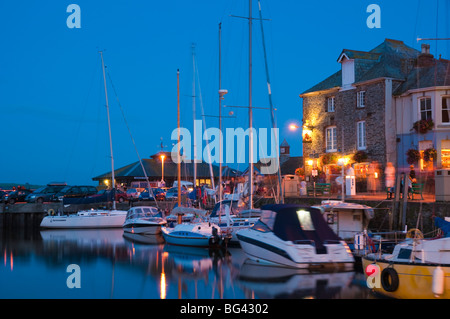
xmin=297 ymin=210 xmax=315 ymax=231
xmin=326 ymin=126 xmax=337 ymax=152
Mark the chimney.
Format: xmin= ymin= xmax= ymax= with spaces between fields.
xmin=421 ymin=43 xmax=430 ymax=54
xmin=416 ymin=43 xmax=434 ymax=67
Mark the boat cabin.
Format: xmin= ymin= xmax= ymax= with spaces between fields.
xmin=314 ymin=200 xmax=374 ymax=241
xmin=126 ymin=206 xmax=161 ymax=219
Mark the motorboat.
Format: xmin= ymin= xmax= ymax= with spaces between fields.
xmin=40 ymin=209 xmax=128 ymax=229
xmin=236 ymin=204 xmax=354 ymax=269
xmin=164 ymin=206 xmax=204 ymax=224
xmin=161 ymin=221 xmax=231 ymax=248
xmin=122 ymin=206 xmax=166 ymax=235
xmin=208 ymin=203 xmax=260 ymax=244
xmin=362 ymin=217 xmax=450 ymax=299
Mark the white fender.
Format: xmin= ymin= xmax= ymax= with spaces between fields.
xmin=432 ymin=266 xmax=444 ymax=297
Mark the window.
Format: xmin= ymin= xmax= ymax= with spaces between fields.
xmin=357 ymin=91 xmax=366 ymax=108
xmin=442 ymin=96 xmax=450 ymax=123
xmin=326 ymin=126 xmax=337 ymax=152
xmin=357 ymin=121 xmax=366 ymax=150
xmin=420 ymin=97 xmax=432 ymax=121
xmin=327 ymin=97 xmax=335 ymax=112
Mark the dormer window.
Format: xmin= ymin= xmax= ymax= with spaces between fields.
xmin=338 ymin=54 xmax=355 ymax=90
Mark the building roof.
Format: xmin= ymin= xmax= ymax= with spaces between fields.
xmin=394 ymin=58 xmax=450 ymax=95
xmin=92 ymin=157 xmax=219 ymax=181
xmin=301 ymin=39 xmax=421 ymax=95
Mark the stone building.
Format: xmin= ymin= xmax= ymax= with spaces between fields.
xmin=299 ymin=39 xmax=421 ymax=189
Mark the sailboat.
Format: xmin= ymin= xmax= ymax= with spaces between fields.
xmin=161 ymin=69 xmax=231 ymax=248
xmin=40 ymin=52 xmax=127 ymax=229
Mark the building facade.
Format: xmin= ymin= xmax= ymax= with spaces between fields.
xmin=300 ymin=39 xmax=423 ymax=189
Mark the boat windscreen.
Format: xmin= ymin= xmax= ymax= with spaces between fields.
xmin=272 ymin=206 xmax=341 ymax=245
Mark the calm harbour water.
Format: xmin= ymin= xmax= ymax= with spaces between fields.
xmin=0 ymin=228 xmax=377 ymax=299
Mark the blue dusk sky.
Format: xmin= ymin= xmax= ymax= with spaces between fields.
xmin=0 ymin=0 xmax=449 ymax=186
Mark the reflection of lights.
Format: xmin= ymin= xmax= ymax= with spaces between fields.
xmin=160 ymin=273 xmax=167 ymax=299
xmin=10 ymin=251 xmax=13 ymax=271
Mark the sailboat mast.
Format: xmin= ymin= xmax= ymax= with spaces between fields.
xmin=248 ymin=0 xmax=254 ymax=210
xmin=192 ymin=44 xmax=197 ymax=189
xmin=219 ymin=22 xmax=223 ymax=205
xmin=100 ymin=51 xmax=116 ymax=210
xmin=177 ymin=69 xmax=182 ymax=207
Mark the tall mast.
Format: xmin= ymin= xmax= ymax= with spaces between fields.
xmin=100 ymin=51 xmax=116 ymax=210
xmin=248 ymin=0 xmax=254 ymax=209
xmin=219 ymin=22 xmax=223 ymax=205
xmin=177 ymin=69 xmax=182 ymax=207
xmin=192 ymin=44 xmax=197 ymax=189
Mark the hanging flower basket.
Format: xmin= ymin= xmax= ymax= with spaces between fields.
xmin=412 ymin=119 xmax=434 ymax=134
xmin=423 ymin=147 xmax=437 ymax=162
xmin=406 ymin=149 xmax=421 ymax=164
xmin=353 ymin=150 xmax=368 ymax=163
xmin=321 ymin=153 xmax=338 ymax=165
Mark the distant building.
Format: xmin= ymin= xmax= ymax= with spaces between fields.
xmin=92 ymin=151 xmax=219 ymax=188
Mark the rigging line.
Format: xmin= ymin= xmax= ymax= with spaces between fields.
xmin=195 ymin=55 xmax=216 ymax=194
xmin=64 ymin=55 xmax=100 ymax=182
xmin=105 ymin=68 xmax=159 ymax=209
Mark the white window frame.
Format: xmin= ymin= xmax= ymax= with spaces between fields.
xmin=442 ymin=96 xmax=450 ymax=124
xmin=357 ymin=121 xmax=366 ymax=150
xmin=327 ymin=97 xmax=335 ymax=112
xmin=326 ymin=126 xmax=337 ymax=153
xmin=419 ymin=97 xmax=432 ymax=121
xmin=357 ymin=91 xmax=366 ymax=108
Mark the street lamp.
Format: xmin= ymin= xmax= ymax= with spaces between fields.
xmin=160 ymin=154 xmax=165 ymax=183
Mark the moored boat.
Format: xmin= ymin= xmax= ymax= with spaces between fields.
xmin=236 ymin=204 xmax=354 ymax=269
xmin=122 ymin=206 xmax=166 ymax=235
xmin=40 ymin=209 xmax=128 ymax=229
xmin=161 ymin=222 xmax=231 ymax=248
xmin=362 ymin=217 xmax=450 ymax=299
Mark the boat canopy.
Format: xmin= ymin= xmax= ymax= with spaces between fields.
xmin=257 ymin=204 xmax=342 ymax=249
xmin=435 ymin=217 xmax=450 ymax=237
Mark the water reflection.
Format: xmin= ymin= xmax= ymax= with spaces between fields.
xmin=0 ymin=228 xmax=374 ymax=299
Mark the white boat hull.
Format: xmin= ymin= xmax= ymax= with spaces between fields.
xmin=161 ymin=223 xmax=227 ymax=248
xmin=237 ymin=230 xmax=354 ymax=269
xmin=123 ymin=221 xmax=165 ymax=235
xmin=40 ymin=210 xmax=127 ymax=229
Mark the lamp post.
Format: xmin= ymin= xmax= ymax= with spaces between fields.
xmin=160 ymin=154 xmax=165 ymax=183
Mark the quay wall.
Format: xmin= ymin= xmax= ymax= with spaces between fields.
xmin=2 ymin=198 xmax=450 ymax=236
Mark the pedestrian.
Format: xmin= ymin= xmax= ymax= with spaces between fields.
xmin=385 ymin=162 xmax=395 ymax=198
xmin=409 ymin=165 xmax=416 ymax=183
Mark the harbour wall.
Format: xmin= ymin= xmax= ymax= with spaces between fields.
xmin=1 ymin=198 xmax=450 ymax=236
